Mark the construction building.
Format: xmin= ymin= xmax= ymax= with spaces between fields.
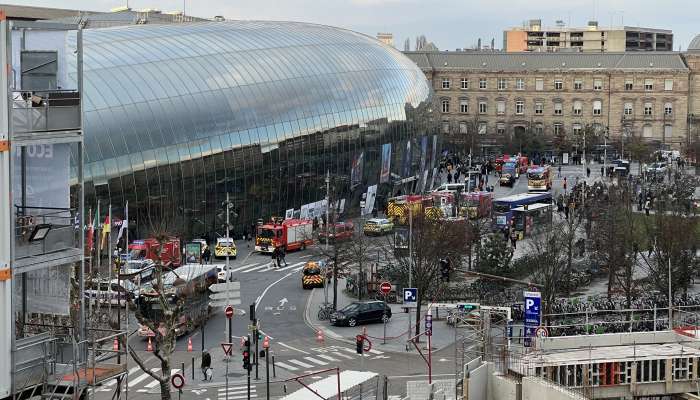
xmin=0 ymin=16 xmax=127 ymax=399
xmin=504 ymin=19 xmax=674 ymax=53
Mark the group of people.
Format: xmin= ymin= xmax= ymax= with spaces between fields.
xmin=270 ymin=245 xmax=287 ymax=268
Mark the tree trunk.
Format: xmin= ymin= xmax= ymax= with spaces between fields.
xmin=159 ymin=380 xmax=172 ymax=400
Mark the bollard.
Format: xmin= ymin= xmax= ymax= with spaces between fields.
xmin=272 ymin=355 xmax=276 ymax=378
xmin=192 ymin=357 xmax=195 ymax=380
xmin=181 ymin=362 xmax=185 ymax=379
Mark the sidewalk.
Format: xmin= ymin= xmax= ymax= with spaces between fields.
xmin=306 ymin=278 xmax=455 ymax=352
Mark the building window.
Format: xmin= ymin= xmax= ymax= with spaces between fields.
xmin=593 ymin=79 xmax=603 ymax=91
xmin=625 ymin=79 xmax=634 ymax=91
xmin=554 ymin=123 xmax=563 ymax=135
xmin=554 ymin=80 xmax=563 ymax=90
xmin=497 ymin=123 xmax=505 ymax=135
xmin=644 ymin=102 xmax=653 ymax=116
xmin=645 ymin=79 xmax=654 ymax=91
xmin=461 ymin=78 xmax=469 ymax=89
xmin=574 ymin=79 xmax=583 ymax=90
xmin=516 ymin=78 xmax=525 ymax=90
xmin=515 ymin=100 xmax=524 ymax=115
xmin=664 ymin=79 xmax=673 ymax=91
xmin=664 ymin=124 xmax=673 ymax=139
xmin=554 ymin=101 xmax=563 ymax=115
xmin=534 ymin=124 xmax=544 ymax=135
xmin=479 ymin=100 xmax=488 ymax=114
xmin=497 ymin=78 xmax=507 ymax=90
xmin=459 ymin=121 xmax=468 ymax=134
xmin=441 ymin=98 xmax=450 ymax=113
xmin=479 ymin=78 xmax=487 ymax=89
xmin=624 ymin=102 xmax=633 ymax=115
xmin=442 ymin=121 xmax=450 ymax=134
xmin=442 ymin=78 xmax=450 ymax=90
xmin=664 ymin=102 xmax=673 ymax=116
xmin=496 ymin=100 xmax=505 ymax=115
xmin=593 ymin=100 xmax=602 ymax=115
xmin=478 ymin=122 xmax=487 ymax=135
xmin=573 ymin=123 xmax=582 ymax=135
xmin=573 ymin=101 xmax=582 ymax=115
xmin=535 ymin=78 xmax=544 ymax=91
xmin=460 ymin=99 xmax=469 ymax=113
xmin=643 ymin=124 xmax=653 ymax=138
xmin=535 ymin=102 xmax=543 ymax=115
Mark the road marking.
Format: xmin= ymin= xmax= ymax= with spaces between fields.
xmin=217 ymin=386 xmax=250 ymax=392
xmin=255 ymin=271 xmax=295 ymax=310
xmin=230 ymin=263 xmax=258 ymax=273
xmin=104 ymin=366 xmax=141 ymax=387
xmin=303 ymin=356 xmax=328 ymax=366
xmin=299 ymin=254 xmax=313 ymax=259
xmin=277 ymin=342 xmax=310 ymax=355
xmin=217 ymin=394 xmax=257 ymax=400
xmin=292 ymin=265 xmax=306 ymax=272
xmin=368 ymin=348 xmax=384 ymax=355
xmin=287 ymin=359 xmax=314 ymax=368
xmin=142 ymin=369 xmax=180 ymax=390
xmin=331 ymin=351 xmax=354 ymax=360
xmin=128 ymin=369 xmax=159 ymax=388
xmin=242 ymin=264 xmax=270 ymax=273
xmin=316 ymin=354 xmax=340 ymax=362
xmin=273 ymin=361 xmax=299 ymax=371
xmin=276 ymin=261 xmax=305 ymax=272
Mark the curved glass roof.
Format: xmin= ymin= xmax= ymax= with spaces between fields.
xmin=67 ymin=21 xmax=431 ymax=183
xmin=690 ymin=34 xmax=700 ymax=52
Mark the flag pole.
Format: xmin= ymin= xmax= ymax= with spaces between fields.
xmin=108 ymin=204 xmax=112 ymax=314
xmin=96 ymin=201 xmax=102 ymax=311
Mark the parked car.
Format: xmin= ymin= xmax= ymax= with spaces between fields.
xmin=319 ymin=221 xmax=354 ymax=243
xmin=85 ymin=279 xmax=140 ymax=307
xmin=330 ymin=301 xmax=392 ymax=327
xmin=363 ymin=218 xmax=394 ymax=236
xmin=646 ymin=162 xmax=668 ymax=174
xmin=499 ymin=173 xmax=515 ymax=187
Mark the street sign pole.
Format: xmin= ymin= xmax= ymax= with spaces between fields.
xmin=225 ymin=192 xmax=231 ymax=345
xmin=383 ymin=293 xmax=387 ymax=345
xmin=426 ymin=311 xmax=432 ymax=384
xmin=225 ymin=354 xmax=229 ymax=400
xmin=225 ymin=305 xmax=234 ymax=347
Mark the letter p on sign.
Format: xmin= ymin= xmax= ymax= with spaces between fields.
xmin=403 ymin=288 xmax=417 ymax=307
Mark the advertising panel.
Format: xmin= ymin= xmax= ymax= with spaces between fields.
xmin=350 ymin=151 xmax=364 ymax=189
xmin=185 ymin=242 xmax=202 ymax=264
xmin=380 ymin=143 xmax=392 ymax=183
xmin=419 ymin=136 xmax=428 ymax=173
xmin=363 ymin=185 xmax=377 ymax=216
xmin=401 ymin=140 xmax=412 ymax=178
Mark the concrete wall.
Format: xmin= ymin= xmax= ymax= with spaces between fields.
xmin=487 ymin=370 xmax=520 ymax=400
xmin=535 ymin=330 xmax=691 ymax=351
xmin=466 ymin=363 xmax=488 ymax=400
xmin=522 ymin=377 xmax=588 ymax=400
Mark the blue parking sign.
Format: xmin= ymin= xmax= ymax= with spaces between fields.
xmin=523 ymin=291 xmax=541 ymax=347
xmin=403 ymin=288 xmax=417 ymax=307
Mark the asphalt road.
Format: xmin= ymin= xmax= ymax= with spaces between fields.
xmin=93 ymin=164 xmax=594 ymax=400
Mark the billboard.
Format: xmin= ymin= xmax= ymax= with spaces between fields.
xmin=185 ymin=242 xmax=202 ymax=264
xmin=380 ymin=143 xmax=392 ymax=183
xmin=363 ymin=185 xmax=377 ymax=216
xmin=350 ymin=151 xmax=364 ymax=189
xmin=419 ymin=136 xmax=428 ymax=173
xmin=401 ymin=140 xmax=412 ymax=178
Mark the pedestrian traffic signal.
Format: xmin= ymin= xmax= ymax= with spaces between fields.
xmin=242 ymin=337 xmax=251 ymax=371
xmin=355 ymin=335 xmax=364 ymax=355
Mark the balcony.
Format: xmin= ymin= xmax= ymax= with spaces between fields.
xmin=11 ymin=90 xmax=80 ymax=134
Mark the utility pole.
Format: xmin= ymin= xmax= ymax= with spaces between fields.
xmin=324 ymin=171 xmax=330 ymax=305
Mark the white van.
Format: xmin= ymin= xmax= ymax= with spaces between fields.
xmin=432 ymin=183 xmax=466 ymax=193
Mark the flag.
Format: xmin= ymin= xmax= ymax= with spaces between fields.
xmin=100 ymin=213 xmax=110 ymax=250
xmin=86 ymin=208 xmax=96 ymax=251
xmin=117 ymin=201 xmax=128 ymax=242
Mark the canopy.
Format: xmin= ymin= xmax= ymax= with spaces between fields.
xmin=281 ymin=371 xmax=378 ymax=400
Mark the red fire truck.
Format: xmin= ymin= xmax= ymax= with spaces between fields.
xmin=128 ymin=238 xmax=181 ymax=268
xmin=255 ymin=218 xmax=314 ymax=253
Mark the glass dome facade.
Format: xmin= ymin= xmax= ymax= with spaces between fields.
xmin=70 ymin=21 xmax=435 ymax=238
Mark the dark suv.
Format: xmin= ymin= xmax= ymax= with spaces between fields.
xmin=330 ymin=301 xmax=392 ymax=327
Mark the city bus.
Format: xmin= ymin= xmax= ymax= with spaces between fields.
xmin=136 ymin=264 xmax=217 ymax=338
xmin=512 ymin=203 xmax=553 ymax=239
xmin=527 ymin=166 xmax=552 ymax=191
xmin=492 ymin=192 xmax=552 ymax=230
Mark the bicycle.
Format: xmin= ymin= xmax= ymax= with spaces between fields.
xmin=317 ymin=303 xmax=334 ymax=321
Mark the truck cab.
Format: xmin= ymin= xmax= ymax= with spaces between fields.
xmin=128 ymin=238 xmax=181 ymax=267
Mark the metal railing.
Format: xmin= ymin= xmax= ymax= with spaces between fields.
xmin=14 ymin=205 xmax=78 ymax=259
xmin=11 ymin=90 xmax=80 ymax=133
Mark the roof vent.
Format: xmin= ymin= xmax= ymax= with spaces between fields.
xmin=562 ymin=62 xmax=566 ymax=66
xmin=521 ymin=62 xmax=526 ymax=66
xmin=482 ymin=62 xmax=487 ymax=67
xmin=650 ymin=62 xmax=654 ymax=67
xmin=597 ymin=62 xmax=602 ymax=67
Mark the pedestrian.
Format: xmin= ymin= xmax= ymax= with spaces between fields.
xmin=272 ymin=247 xmax=281 ymax=268
xmin=558 ymin=165 xmax=561 ymax=178
xmin=510 ymin=229 xmax=518 ymax=249
xmin=279 ymin=246 xmax=287 ymax=266
xmin=563 ymin=177 xmax=567 ymax=192
xmin=202 ymin=246 xmax=211 ymax=264
xmin=644 ymin=199 xmax=651 ymax=216
xmin=201 ymin=351 xmax=212 ymax=381
xmin=447 ymin=173 xmax=452 ymax=184
xmin=600 ymin=166 xmax=604 ymax=178
xmin=586 ymin=167 xmax=591 ymax=178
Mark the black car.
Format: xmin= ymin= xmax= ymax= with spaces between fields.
xmin=330 ymin=301 xmax=392 ymax=327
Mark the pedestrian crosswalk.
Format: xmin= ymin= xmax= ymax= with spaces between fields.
xmin=227 ymin=261 xmax=307 ymax=274
xmin=273 ymin=344 xmax=387 ymax=372
xmin=217 ymin=384 xmax=257 ymax=399
xmin=97 ymin=367 xmax=183 ymax=394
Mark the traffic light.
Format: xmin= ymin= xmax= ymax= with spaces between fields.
xmin=242 ymin=337 xmax=251 ymax=371
xmin=439 ymin=258 xmax=450 ymax=282
xmin=355 ymin=335 xmax=364 ymax=355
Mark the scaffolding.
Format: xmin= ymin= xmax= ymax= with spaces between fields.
xmin=0 ymin=18 xmax=127 ymax=400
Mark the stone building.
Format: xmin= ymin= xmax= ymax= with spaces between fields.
xmin=405 ymin=51 xmax=691 ymax=156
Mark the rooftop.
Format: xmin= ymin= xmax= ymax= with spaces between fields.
xmin=522 ymin=343 xmax=700 ymax=367
xmin=0 ymin=3 xmax=86 ymax=20
xmin=404 ymin=51 xmax=689 ymax=71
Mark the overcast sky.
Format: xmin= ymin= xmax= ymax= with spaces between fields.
xmin=17 ymin=0 xmax=700 ymax=50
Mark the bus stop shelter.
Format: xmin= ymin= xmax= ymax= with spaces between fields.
xmin=281 ymin=370 xmax=379 ymax=400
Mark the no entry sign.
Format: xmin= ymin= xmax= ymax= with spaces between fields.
xmin=225 ymin=305 xmax=234 ymax=319
xmin=380 ymin=281 xmax=392 ymax=295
